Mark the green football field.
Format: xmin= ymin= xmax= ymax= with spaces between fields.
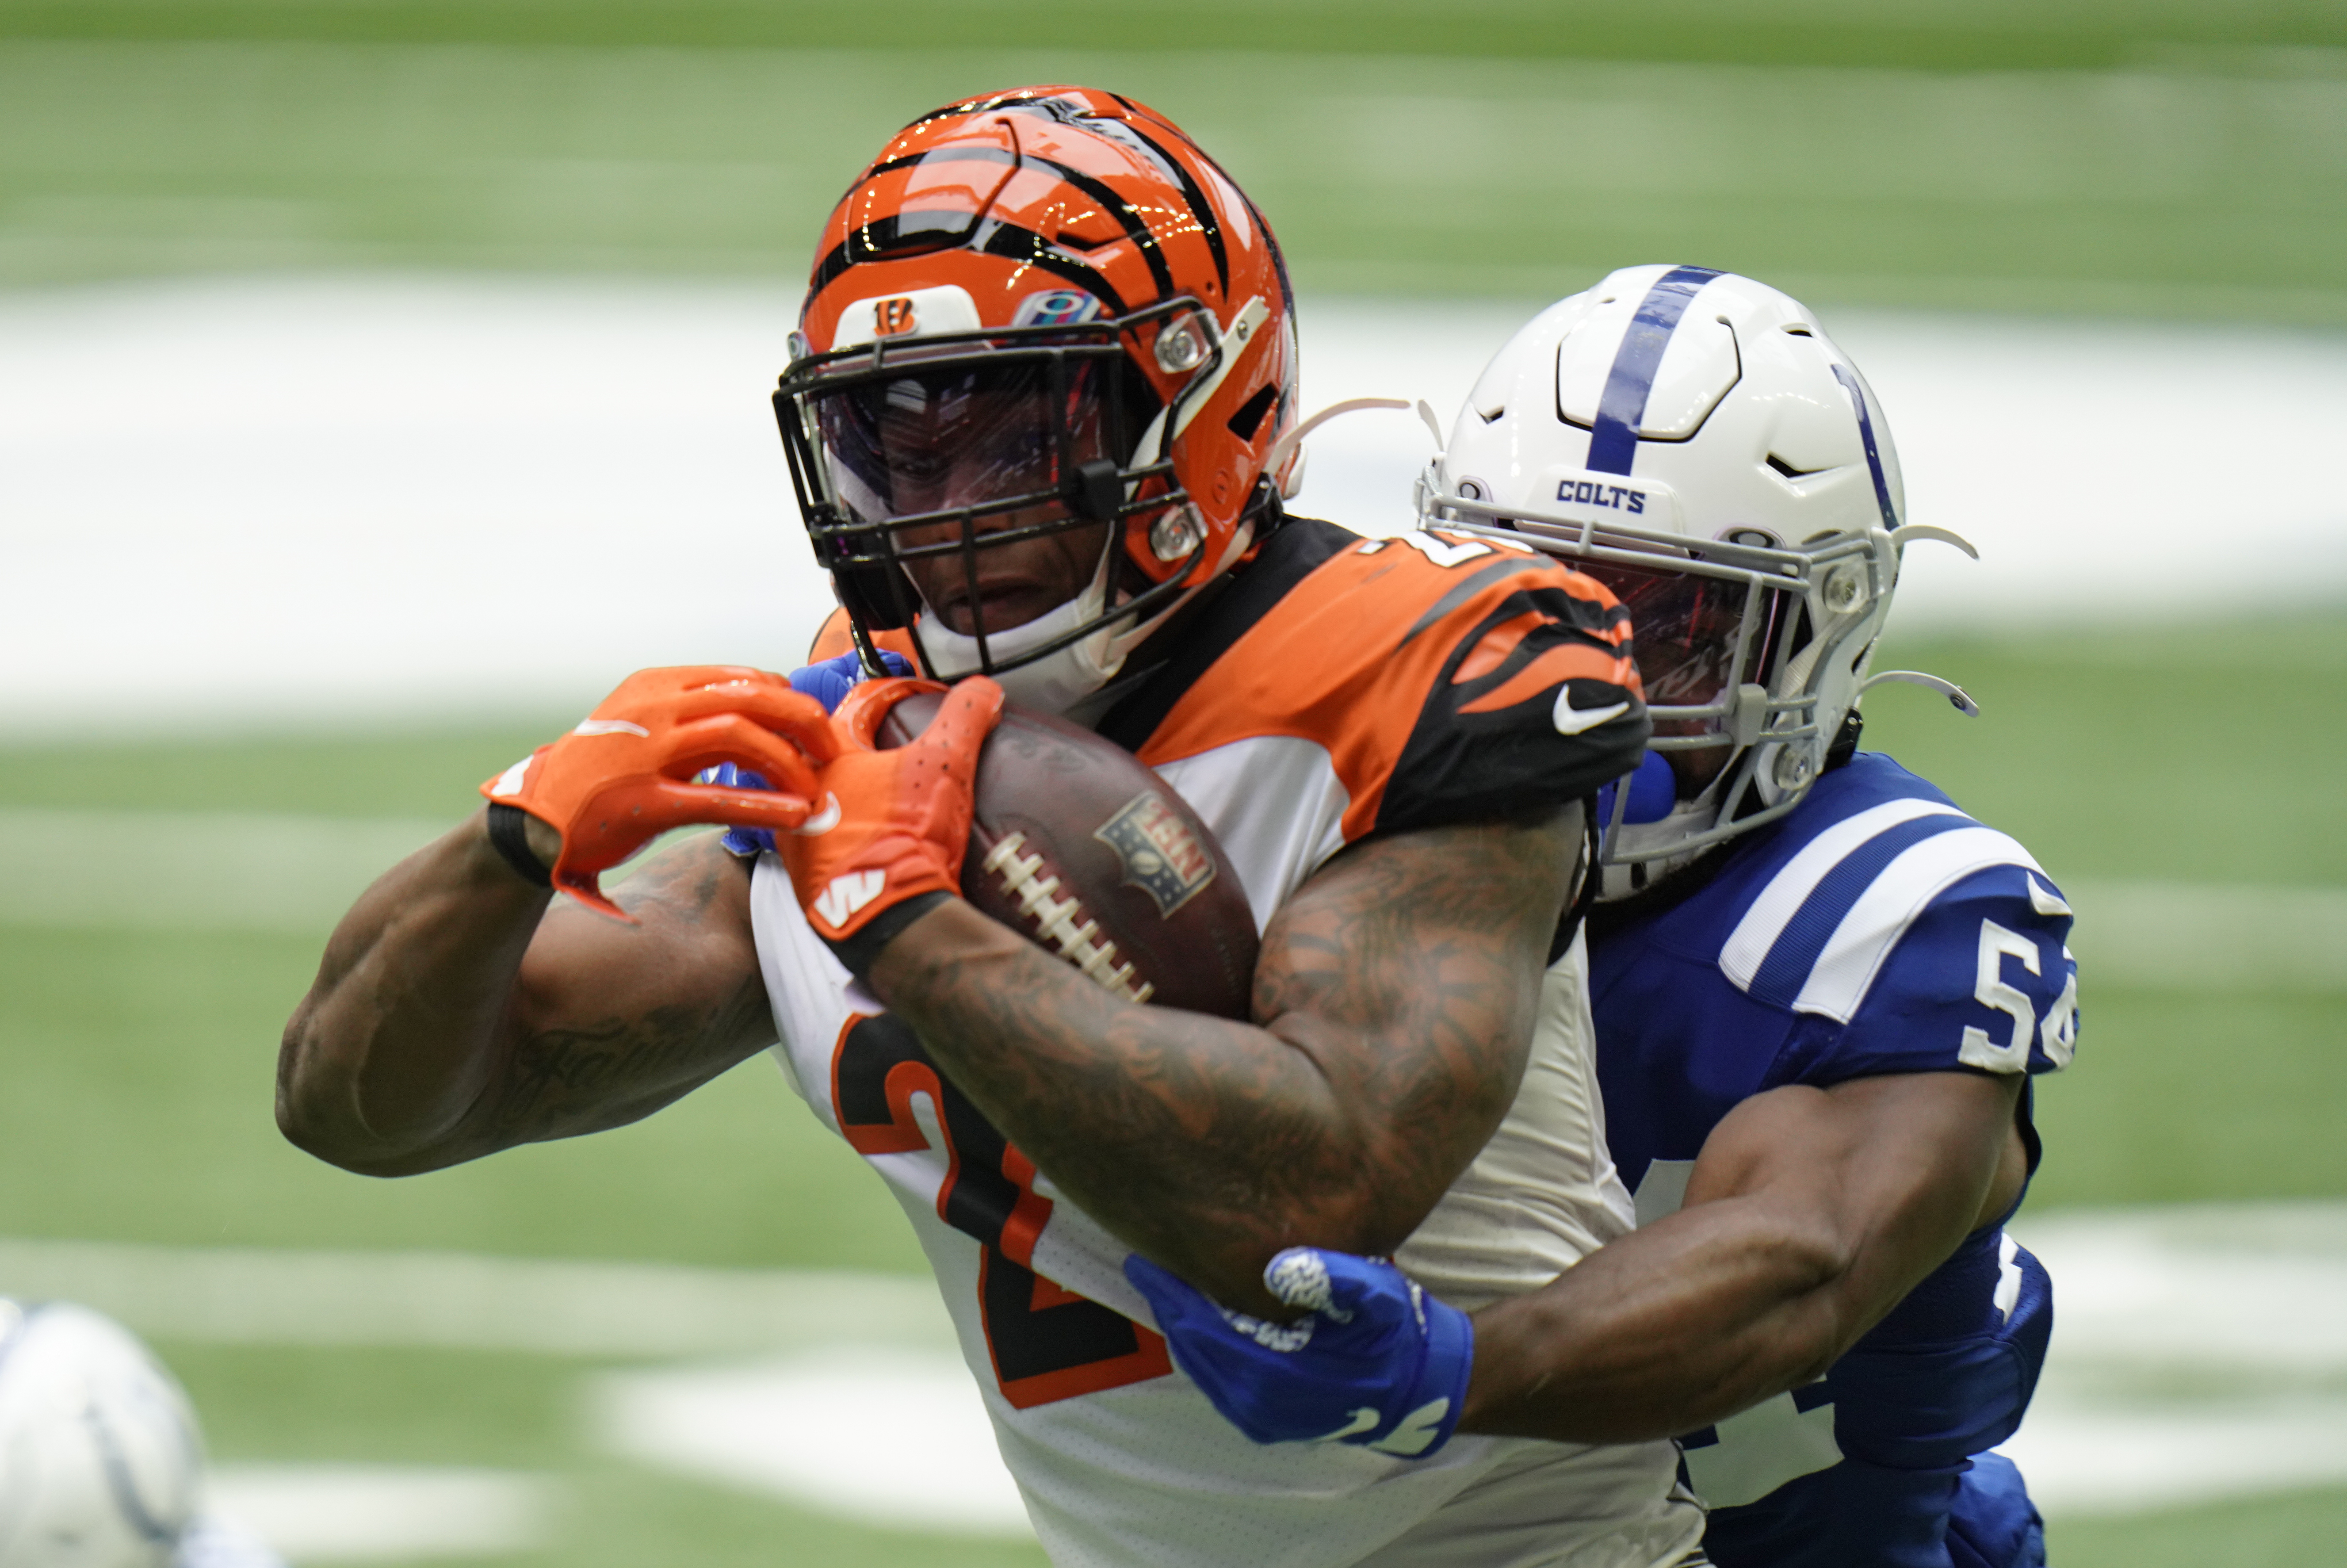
xmin=3 ymin=0 xmax=2345 ymax=1560
xmin=4 ymin=0 xmax=2346 ymax=318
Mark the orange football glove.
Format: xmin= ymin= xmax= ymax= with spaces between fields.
xmin=776 ymin=675 xmax=1004 ymax=971
xmin=480 ymin=665 xmax=834 ymax=919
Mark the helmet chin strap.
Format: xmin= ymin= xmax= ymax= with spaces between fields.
xmin=914 ymin=545 xmax=1124 ymax=715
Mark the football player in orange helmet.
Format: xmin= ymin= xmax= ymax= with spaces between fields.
xmin=283 ymin=88 xmax=1703 ymax=1567
xmin=772 ymin=87 xmax=1300 ymax=713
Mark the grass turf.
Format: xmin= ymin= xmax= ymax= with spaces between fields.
xmin=0 ymin=613 xmax=2342 ymax=1247
xmin=4 ymin=0 xmax=2342 ymax=71
xmin=1 ymin=32 xmax=2342 ymax=317
xmin=2051 ymin=1484 xmax=2347 ymax=1568
xmin=1865 ymin=616 xmax=2347 ymax=888
xmin=164 ymin=1346 xmax=1052 ymax=1567
xmin=1866 ymin=617 xmax=2347 ymax=1211
xmin=0 ymin=924 xmax=918 ymax=1269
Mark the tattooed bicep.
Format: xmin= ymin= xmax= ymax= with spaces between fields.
xmin=1252 ymin=807 xmax=1582 ymax=1075
xmin=1258 ymin=807 xmax=1580 ymax=979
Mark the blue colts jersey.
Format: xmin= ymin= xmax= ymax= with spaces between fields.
xmin=1588 ymin=752 xmax=2074 ymax=1568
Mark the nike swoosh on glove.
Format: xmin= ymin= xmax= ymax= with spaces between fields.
xmin=775 ymin=675 xmax=1002 ymax=973
xmin=481 ymin=665 xmax=829 ymax=919
xmin=1123 ymin=1246 xmax=1472 ymax=1458
xmin=712 ymin=650 xmax=917 ymax=857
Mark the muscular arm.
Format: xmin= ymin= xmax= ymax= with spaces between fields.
xmin=1459 ymin=1069 xmax=2028 ymax=1443
xmin=277 ymin=811 xmax=773 ymax=1176
xmin=869 ymin=806 xmax=1581 ymax=1316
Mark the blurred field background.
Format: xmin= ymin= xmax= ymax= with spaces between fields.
xmin=3 ymin=1 xmax=2345 ymax=1564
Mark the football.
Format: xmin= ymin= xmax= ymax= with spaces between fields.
xmin=878 ymin=693 xmax=1259 ymax=1019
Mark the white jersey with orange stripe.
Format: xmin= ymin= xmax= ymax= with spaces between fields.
xmin=747 ymin=516 xmax=1703 ymax=1568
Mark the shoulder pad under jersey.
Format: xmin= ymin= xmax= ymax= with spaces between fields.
xmin=1135 ymin=524 xmax=1651 ymax=844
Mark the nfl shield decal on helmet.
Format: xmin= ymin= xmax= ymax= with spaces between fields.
xmin=1094 ymin=793 xmax=1216 ymax=918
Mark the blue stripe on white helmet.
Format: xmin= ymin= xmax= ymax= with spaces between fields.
xmin=1424 ymin=265 xmax=1968 ymax=894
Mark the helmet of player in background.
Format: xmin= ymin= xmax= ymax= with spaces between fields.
xmin=1422 ymin=265 xmax=1975 ymax=895
xmin=772 ymin=85 xmax=1300 ymax=712
xmin=0 ymin=1299 xmax=203 ymax=1568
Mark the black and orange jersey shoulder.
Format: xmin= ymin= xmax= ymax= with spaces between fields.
xmin=1097 ymin=517 xmax=1649 ymax=843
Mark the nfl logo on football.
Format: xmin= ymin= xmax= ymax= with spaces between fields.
xmin=1094 ymin=794 xmax=1216 ymax=918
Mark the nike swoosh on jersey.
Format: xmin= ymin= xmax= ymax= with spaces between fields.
xmin=1552 ymin=690 xmax=1630 ymax=735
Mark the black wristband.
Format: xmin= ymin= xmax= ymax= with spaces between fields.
xmin=485 ymin=803 xmax=553 ymax=889
xmin=822 ymin=890 xmax=949 ymax=976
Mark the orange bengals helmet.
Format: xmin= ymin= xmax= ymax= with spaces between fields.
xmin=772 ymin=85 xmax=1299 ymax=708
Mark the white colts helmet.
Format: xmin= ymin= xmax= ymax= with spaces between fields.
xmin=0 ymin=1300 xmax=204 ymax=1568
xmin=1421 ymin=264 xmax=1974 ymax=892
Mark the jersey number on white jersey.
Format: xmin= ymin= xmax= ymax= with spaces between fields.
xmin=833 ymin=1014 xmax=1173 ymax=1407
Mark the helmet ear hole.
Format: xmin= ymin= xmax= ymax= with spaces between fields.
xmin=1226 ymin=382 xmax=1279 ymax=443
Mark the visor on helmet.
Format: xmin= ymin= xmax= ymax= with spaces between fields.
xmin=776 ymin=321 xmax=1188 ymax=655
xmin=815 ymin=353 xmax=1146 ymax=532
xmin=1578 ymin=556 xmax=1753 ymax=713
xmin=1577 ymin=550 xmax=1793 ymax=806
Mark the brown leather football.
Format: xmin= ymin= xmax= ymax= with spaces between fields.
xmin=878 ymin=692 xmax=1258 ymax=1020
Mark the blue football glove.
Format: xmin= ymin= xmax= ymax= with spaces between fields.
xmin=1123 ymin=1246 xmax=1472 ymax=1458
xmin=707 ymin=650 xmax=913 ymax=856
xmin=790 ymin=648 xmax=913 ymax=714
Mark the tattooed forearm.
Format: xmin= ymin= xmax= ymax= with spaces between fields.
xmin=477 ymin=838 xmax=772 ymax=1144
xmin=282 ymin=817 xmax=769 ymax=1177
xmin=485 ymin=981 xmax=769 ymax=1142
xmin=494 ymin=1023 xmax=700 ymax=1128
xmin=870 ymin=807 xmax=1580 ymax=1312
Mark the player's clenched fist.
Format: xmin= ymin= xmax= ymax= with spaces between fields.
xmin=1124 ymin=1246 xmax=1474 ymax=1459
xmin=776 ymin=675 xmax=1003 ymax=972
xmin=481 ymin=665 xmax=831 ymax=918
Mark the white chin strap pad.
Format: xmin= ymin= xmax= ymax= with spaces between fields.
xmin=911 ymin=550 xmax=1126 ymax=715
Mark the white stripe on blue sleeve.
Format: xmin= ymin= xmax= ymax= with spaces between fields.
xmin=1793 ymin=827 xmax=2048 ymax=1022
xmin=1720 ymin=799 xmax=1971 ymax=992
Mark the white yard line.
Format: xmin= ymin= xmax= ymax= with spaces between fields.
xmin=6 ymin=807 xmax=2341 ymax=989
xmin=0 ymin=1236 xmax=955 ymax=1355
xmin=0 ymin=808 xmax=707 ymax=933
xmin=1 ymin=279 xmax=2342 ymax=734
xmin=0 ymin=808 xmax=451 ymax=933
xmin=592 ymin=1350 xmax=1033 ymax=1537
xmin=11 ymin=1207 xmax=2347 ymax=1524
xmin=207 ymin=1466 xmax=550 ymax=1563
xmin=2005 ymin=1203 xmax=2347 ymax=1515
xmin=2059 ymin=879 xmax=2347 ymax=990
